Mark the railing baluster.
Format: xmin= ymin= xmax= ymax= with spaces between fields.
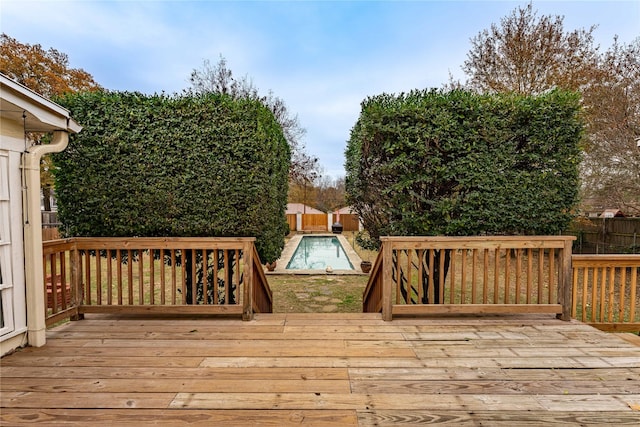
xmin=149 ymin=249 xmax=155 ymax=305
xmin=493 ymin=249 xmax=499 ymax=304
xmin=213 ymin=249 xmax=219 ymax=305
xmin=60 ymin=252 xmax=67 ymax=310
xmin=180 ymin=249 xmax=186 ymax=305
xmin=483 ymin=248 xmax=489 ymax=304
xmin=619 ymin=267 xmax=627 ymax=323
xmin=629 ymin=267 xmax=637 ymax=325
xmin=449 ymin=249 xmax=456 ymax=304
xmin=607 ymin=267 xmax=615 ymax=323
xmin=127 ymin=250 xmax=133 ymax=305
xmin=235 ymin=249 xmax=241 ymax=304
xmin=106 ymin=251 xmax=112 ymax=305
xmin=526 ymin=248 xmax=533 ymax=304
xmin=471 ymin=249 xmax=477 ymax=304
xmin=202 ymin=249 xmax=208 ymax=305
xmin=582 ymin=267 xmax=589 ymax=322
xmin=160 ymin=249 xmax=165 ymax=305
xmin=548 ymin=249 xmax=555 ymax=304
xmin=406 ymin=249 xmax=412 ymax=304
xmin=50 ymin=253 xmax=57 ymax=312
xmin=96 ymin=250 xmax=102 ymax=305
xmin=599 ymin=267 xmax=606 ymax=322
xmin=537 ymin=249 xmax=544 ymax=304
xmin=171 ymin=249 xmax=176 ymax=305
xmin=191 ymin=249 xmax=197 ymax=305
xmin=428 ymin=249 xmax=435 ymax=304
xmin=223 ymin=249 xmax=229 ymax=304
xmin=139 ymin=249 xmax=145 ymax=305
xmin=591 ymin=267 xmax=598 ymax=322
xmin=504 ymin=249 xmax=511 ymax=304
xmin=418 ymin=249 xmax=424 ymax=304
xmin=84 ymin=250 xmax=91 ymax=305
xmin=515 ymin=249 xmax=522 ymax=304
xmin=461 ymin=250 xmax=467 ymax=304
xmin=117 ymin=250 xmax=123 ymax=305
xmin=439 ymin=249 xmax=445 ymax=304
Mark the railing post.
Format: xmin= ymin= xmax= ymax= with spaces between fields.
xmin=382 ymin=240 xmax=393 ymax=321
xmin=558 ymin=238 xmax=574 ymax=321
xmin=70 ymin=240 xmax=83 ymax=321
xmin=242 ymin=242 xmax=254 ymax=321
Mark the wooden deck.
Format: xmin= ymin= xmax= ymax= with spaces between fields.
xmin=2 ymin=313 xmax=640 ymax=425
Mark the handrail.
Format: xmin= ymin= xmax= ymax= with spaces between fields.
xmin=363 ymin=236 xmax=575 ymax=321
xmin=250 ymin=244 xmax=273 ymax=317
xmin=572 ymin=254 xmax=639 ymax=332
xmin=43 ymin=237 xmax=273 ymax=325
xmin=362 ymin=249 xmax=384 ymax=313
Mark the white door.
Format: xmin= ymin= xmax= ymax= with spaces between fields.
xmin=0 ymin=151 xmax=15 ymax=336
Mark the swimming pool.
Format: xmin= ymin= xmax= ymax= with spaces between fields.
xmin=286 ymin=235 xmax=354 ymax=270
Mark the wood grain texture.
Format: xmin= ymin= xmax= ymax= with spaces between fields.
xmin=2 ymin=312 xmax=639 ymax=425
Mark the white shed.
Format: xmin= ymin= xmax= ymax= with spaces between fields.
xmin=0 ymin=74 xmax=81 ymax=355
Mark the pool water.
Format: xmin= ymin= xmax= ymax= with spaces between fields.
xmin=286 ymin=236 xmax=354 ymax=270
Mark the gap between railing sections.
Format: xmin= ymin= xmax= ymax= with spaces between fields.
xmin=43 ymin=237 xmax=272 ymax=325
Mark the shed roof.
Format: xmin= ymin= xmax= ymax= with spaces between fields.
xmin=286 ymin=203 xmax=324 ymax=214
xmin=601 ymin=209 xmax=625 ymax=218
xmin=334 ymin=206 xmax=356 ymax=215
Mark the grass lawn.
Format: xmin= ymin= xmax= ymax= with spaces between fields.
xmin=268 ymin=274 xmax=368 ymax=313
xmin=264 ymin=231 xmax=372 ymax=313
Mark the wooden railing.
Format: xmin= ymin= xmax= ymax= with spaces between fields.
xmin=572 ymin=255 xmax=639 ymax=332
xmin=42 ymin=239 xmax=78 ymax=326
xmin=42 ymin=237 xmax=272 ymax=325
xmin=363 ymin=236 xmax=575 ymax=321
xmin=249 ymin=244 xmax=273 ymax=317
xmin=362 ymin=250 xmax=384 ymax=313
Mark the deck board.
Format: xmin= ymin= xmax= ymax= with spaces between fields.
xmin=2 ymin=313 xmax=639 ymax=425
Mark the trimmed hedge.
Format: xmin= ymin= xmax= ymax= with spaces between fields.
xmin=54 ymin=91 xmax=290 ymax=263
xmin=345 ymin=89 xmax=583 ymax=245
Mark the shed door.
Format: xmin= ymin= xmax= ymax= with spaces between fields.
xmin=0 ymin=151 xmax=15 ymax=336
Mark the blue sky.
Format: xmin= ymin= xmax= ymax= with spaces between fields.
xmin=2 ymin=1 xmax=639 ymax=179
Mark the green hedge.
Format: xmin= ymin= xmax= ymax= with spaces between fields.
xmin=54 ymin=91 xmax=290 ymax=263
xmin=345 ymin=89 xmax=583 ymax=244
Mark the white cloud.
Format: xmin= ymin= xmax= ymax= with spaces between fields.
xmin=2 ymin=0 xmax=638 ymax=178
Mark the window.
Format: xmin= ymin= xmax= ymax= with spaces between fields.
xmin=0 ymin=151 xmax=15 ymax=336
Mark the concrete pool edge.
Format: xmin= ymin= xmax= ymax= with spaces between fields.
xmin=268 ymin=233 xmax=367 ymax=275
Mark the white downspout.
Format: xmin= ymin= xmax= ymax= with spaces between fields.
xmin=22 ymin=130 xmax=69 ymax=347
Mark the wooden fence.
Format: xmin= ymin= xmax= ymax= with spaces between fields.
xmin=339 ymin=214 xmax=360 ymax=232
xmin=363 ymin=236 xmax=575 ymax=321
xmin=286 ymin=214 xmax=297 ymax=231
xmin=286 ymin=213 xmax=360 ymax=232
xmin=42 ymin=227 xmax=60 ymax=241
xmin=572 ymin=255 xmax=639 ymax=332
xmin=42 ymin=237 xmax=272 ymax=325
xmin=571 ymin=218 xmax=640 ymax=254
xmin=301 ymin=214 xmax=327 ymax=231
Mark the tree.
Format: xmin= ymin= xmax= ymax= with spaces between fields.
xmin=581 ymin=38 xmax=640 ymax=215
xmin=1 ymin=33 xmax=101 ymax=210
xmin=0 ymin=33 xmax=101 ymax=97
xmin=314 ymin=176 xmax=346 ymax=213
xmin=190 ymin=57 xmax=320 ymax=182
xmin=345 ymin=89 xmax=583 ymax=302
xmin=461 ymin=3 xmax=599 ymax=95
xmin=459 ymin=4 xmax=640 ymax=214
